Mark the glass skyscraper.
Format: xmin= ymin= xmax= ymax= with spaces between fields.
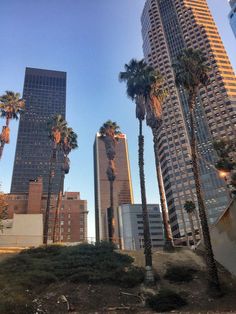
xmin=11 ymin=67 xmax=66 ymax=194
xmin=141 ymin=0 xmax=236 ymax=242
xmin=229 ymin=0 xmax=236 ymax=38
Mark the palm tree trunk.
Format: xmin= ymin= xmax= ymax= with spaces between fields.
xmin=108 ymin=179 xmax=115 ymax=243
xmin=189 ymin=91 xmax=220 ymax=291
xmin=152 ymin=128 xmax=174 ymax=251
xmin=43 ymin=147 xmax=56 ymax=245
xmin=0 ymin=117 xmax=10 ymax=160
xmin=0 ymin=144 xmax=4 ymax=160
xmin=138 ymin=119 xmax=154 ymax=283
xmin=180 ymin=205 xmax=190 ymax=247
xmin=188 ymin=213 xmax=197 ymax=246
xmin=52 ymin=171 xmax=64 ymax=243
xmin=194 ymin=208 xmax=202 ymax=242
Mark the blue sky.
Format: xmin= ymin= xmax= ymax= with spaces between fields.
xmin=0 ymin=0 xmax=235 ymax=238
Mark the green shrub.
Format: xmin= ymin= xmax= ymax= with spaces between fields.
xmin=23 ymin=270 xmax=58 ymax=288
xmin=164 ymin=265 xmax=197 ymax=283
xmin=0 ymin=294 xmax=35 ymax=314
xmin=116 ymin=266 xmax=145 ymax=288
xmin=146 ymin=289 xmax=187 ymax=312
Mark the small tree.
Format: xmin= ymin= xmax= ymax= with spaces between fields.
xmin=214 ymin=139 xmax=236 ymax=198
xmin=0 ymin=189 xmax=8 ymax=233
xmin=0 ymin=91 xmax=25 ymax=159
xmin=99 ymin=120 xmax=121 ymax=243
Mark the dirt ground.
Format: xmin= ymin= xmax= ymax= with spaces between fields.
xmin=32 ymin=248 xmax=236 ymax=313
xmin=1 ymin=248 xmax=236 ymax=313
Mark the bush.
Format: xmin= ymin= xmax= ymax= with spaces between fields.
xmin=0 ymin=294 xmax=36 ymax=314
xmin=164 ymin=266 xmax=197 ymax=283
xmin=146 ymin=289 xmax=187 ymax=312
xmin=23 ymin=270 xmax=58 ymax=288
xmin=116 ymin=266 xmax=145 ymax=288
xmin=0 ymin=241 xmax=145 ymax=309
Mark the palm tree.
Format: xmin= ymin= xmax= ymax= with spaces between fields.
xmin=52 ymin=127 xmax=78 ymax=242
xmin=0 ymin=91 xmax=25 ymax=159
xmin=184 ymin=201 xmax=197 ymax=246
xmin=44 ymin=114 xmax=67 ymax=245
xmin=145 ymin=70 xmax=174 ymax=251
xmin=173 ymin=48 xmax=220 ymax=291
xmin=119 ymin=59 xmax=156 ymax=282
xmin=99 ymin=120 xmax=121 ymax=243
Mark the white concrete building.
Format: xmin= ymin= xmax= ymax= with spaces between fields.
xmin=118 ymin=204 xmax=164 ymax=250
xmin=0 ymin=214 xmax=43 ymax=247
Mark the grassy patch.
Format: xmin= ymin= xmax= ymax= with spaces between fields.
xmin=146 ymin=289 xmax=187 ymax=312
xmin=164 ymin=265 xmax=197 ymax=283
xmin=0 ymin=242 xmax=145 ymax=313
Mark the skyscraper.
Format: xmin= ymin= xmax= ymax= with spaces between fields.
xmin=141 ymin=0 xmax=236 ymax=242
xmin=94 ymin=133 xmax=133 ymax=242
xmin=229 ymin=0 xmax=236 ymax=38
xmin=11 ymin=67 xmax=66 ymax=194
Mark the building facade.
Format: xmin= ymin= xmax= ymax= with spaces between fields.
xmin=118 ymin=204 xmax=164 ymax=250
xmin=6 ymin=178 xmax=88 ymax=243
xmin=11 ymin=67 xmax=66 ymax=194
xmin=229 ymin=0 xmax=236 ymax=38
xmin=141 ymin=0 xmax=236 ymax=241
xmin=94 ymin=133 xmax=133 ymax=242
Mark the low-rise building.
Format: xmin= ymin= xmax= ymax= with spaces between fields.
xmin=118 ymin=204 xmax=164 ymax=250
xmin=5 ymin=177 xmax=88 ymax=243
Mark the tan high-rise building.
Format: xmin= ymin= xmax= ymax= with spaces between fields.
xmin=141 ymin=0 xmax=236 ymax=243
xmin=94 ymin=133 xmax=133 ymax=242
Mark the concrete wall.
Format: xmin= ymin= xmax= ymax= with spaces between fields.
xmin=0 ymin=214 xmax=43 ymax=247
xmin=211 ymin=199 xmax=236 ymax=277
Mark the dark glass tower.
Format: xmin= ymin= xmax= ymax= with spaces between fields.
xmin=11 ymin=67 xmax=66 ymax=194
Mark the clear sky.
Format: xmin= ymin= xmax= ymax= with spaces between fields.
xmin=0 ymin=0 xmax=235 ymax=239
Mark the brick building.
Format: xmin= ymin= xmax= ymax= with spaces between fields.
xmin=6 ymin=177 xmax=88 ymax=243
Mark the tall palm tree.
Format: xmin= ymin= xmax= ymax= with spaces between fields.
xmin=145 ymin=70 xmax=174 ymax=251
xmin=119 ymin=59 xmax=156 ymax=282
xmin=184 ymin=201 xmax=197 ymax=245
xmin=0 ymin=91 xmax=25 ymax=159
xmin=99 ymin=120 xmax=121 ymax=243
xmin=173 ymin=48 xmax=220 ymax=291
xmin=52 ymin=127 xmax=78 ymax=242
xmin=44 ymin=114 xmax=67 ymax=245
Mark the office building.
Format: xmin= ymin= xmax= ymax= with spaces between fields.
xmin=94 ymin=133 xmax=133 ymax=242
xmin=118 ymin=204 xmax=164 ymax=250
xmin=141 ymin=0 xmax=236 ymax=241
xmin=229 ymin=0 xmax=236 ymax=38
xmin=6 ymin=178 xmax=88 ymax=243
xmin=11 ymin=67 xmax=66 ymax=194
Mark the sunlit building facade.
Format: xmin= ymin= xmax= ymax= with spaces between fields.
xmin=141 ymin=0 xmax=236 ymax=242
xmin=94 ymin=133 xmax=133 ymax=242
xmin=11 ymin=67 xmax=66 ymax=194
